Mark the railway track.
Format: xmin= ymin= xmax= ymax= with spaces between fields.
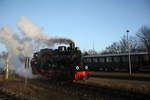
xmin=0 ymin=90 xmax=19 ymax=100
xmin=58 ymin=82 xmax=150 ymax=100
xmin=29 ymin=79 xmax=150 ymax=100
xmin=0 ymin=88 xmax=35 ymax=100
xmin=0 ymin=93 xmax=17 ymax=100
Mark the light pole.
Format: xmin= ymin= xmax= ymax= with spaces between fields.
xmin=126 ymin=30 xmax=132 ymax=75
xmin=146 ymin=39 xmax=149 ymax=52
xmin=146 ymin=39 xmax=149 ymax=62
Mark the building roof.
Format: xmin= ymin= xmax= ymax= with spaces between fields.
xmin=83 ymin=52 xmax=148 ymax=58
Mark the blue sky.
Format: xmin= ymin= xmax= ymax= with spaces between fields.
xmin=0 ymin=0 xmax=150 ymax=52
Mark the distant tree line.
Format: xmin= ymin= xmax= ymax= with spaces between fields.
xmin=83 ymin=26 xmax=150 ymax=55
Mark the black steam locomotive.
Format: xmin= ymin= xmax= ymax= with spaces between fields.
xmin=31 ymin=43 xmax=88 ymax=81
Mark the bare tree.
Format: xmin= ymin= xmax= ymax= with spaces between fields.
xmin=87 ymin=49 xmax=98 ymax=55
xmin=105 ymin=42 xmax=120 ymax=53
xmin=136 ymin=26 xmax=150 ymax=53
xmin=119 ymin=35 xmax=138 ymax=52
xmin=103 ymin=35 xmax=138 ymax=54
xmin=82 ymin=51 xmax=89 ymax=56
xmin=119 ymin=35 xmax=128 ymax=53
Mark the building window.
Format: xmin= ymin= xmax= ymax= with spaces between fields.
xmin=93 ymin=58 xmax=98 ymax=63
xmin=84 ymin=59 xmax=87 ymax=62
xmin=131 ymin=56 xmax=139 ymax=62
xmin=106 ymin=57 xmax=112 ymax=62
xmin=99 ymin=58 xmax=105 ymax=62
xmin=87 ymin=58 xmax=92 ymax=63
xmin=114 ymin=57 xmax=120 ymax=62
xmin=122 ymin=56 xmax=128 ymax=62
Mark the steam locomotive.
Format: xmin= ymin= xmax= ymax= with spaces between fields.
xmin=30 ymin=43 xmax=88 ymax=81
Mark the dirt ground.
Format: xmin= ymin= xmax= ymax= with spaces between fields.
xmin=0 ymin=74 xmax=80 ymax=100
xmin=1 ymin=74 xmax=150 ymax=100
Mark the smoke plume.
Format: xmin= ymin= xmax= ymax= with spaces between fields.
xmin=0 ymin=16 xmax=74 ymax=78
xmin=17 ymin=16 xmax=73 ymax=46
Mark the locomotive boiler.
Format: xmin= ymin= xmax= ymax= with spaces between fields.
xmin=30 ymin=43 xmax=88 ymax=81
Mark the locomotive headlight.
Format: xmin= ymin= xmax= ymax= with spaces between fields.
xmin=85 ymin=66 xmax=88 ymax=70
xmin=76 ymin=66 xmax=79 ymax=70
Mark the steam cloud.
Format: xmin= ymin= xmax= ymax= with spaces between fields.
xmin=0 ymin=16 xmax=74 ymax=78
xmin=17 ymin=16 xmax=73 ymax=46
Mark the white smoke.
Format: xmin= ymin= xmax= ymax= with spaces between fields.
xmin=17 ymin=16 xmax=73 ymax=46
xmin=17 ymin=16 xmax=44 ymax=41
xmin=0 ymin=16 xmax=73 ymax=78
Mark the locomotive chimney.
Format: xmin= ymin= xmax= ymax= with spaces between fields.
xmin=70 ymin=42 xmax=75 ymax=49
